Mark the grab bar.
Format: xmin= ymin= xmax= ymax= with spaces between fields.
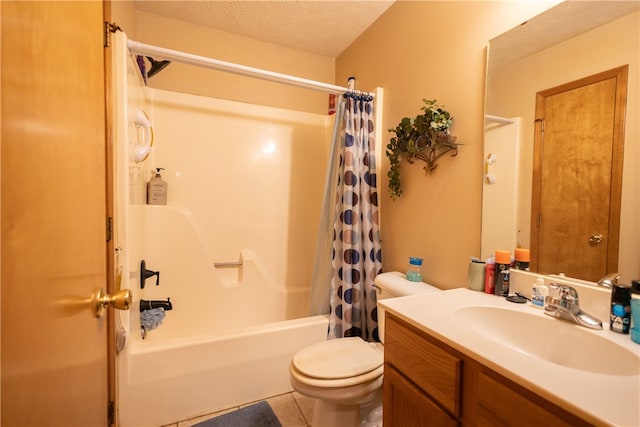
xmin=213 ymin=261 xmax=243 ymax=268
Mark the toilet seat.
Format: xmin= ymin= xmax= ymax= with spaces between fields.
xmin=290 ymin=361 xmax=384 ymax=389
xmin=293 ymin=337 xmax=382 ymax=379
xmin=290 ymin=337 xmax=383 ymax=388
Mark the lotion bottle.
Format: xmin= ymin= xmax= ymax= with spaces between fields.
xmin=147 ymin=168 xmax=167 ymax=205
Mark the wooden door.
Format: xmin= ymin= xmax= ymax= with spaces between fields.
xmin=1 ymin=1 xmax=111 ymax=425
xmin=531 ymin=66 xmax=627 ymax=281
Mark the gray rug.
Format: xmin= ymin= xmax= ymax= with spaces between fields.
xmin=193 ymin=401 xmax=282 ymax=427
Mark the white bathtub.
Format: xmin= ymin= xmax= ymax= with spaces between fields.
xmin=118 ymin=314 xmax=328 ymax=426
xmin=117 ymin=206 xmax=328 ymax=426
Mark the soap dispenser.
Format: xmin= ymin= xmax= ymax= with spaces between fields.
xmin=147 ymin=168 xmax=167 ymax=205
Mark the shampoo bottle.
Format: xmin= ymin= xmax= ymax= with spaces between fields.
xmin=147 ymin=168 xmax=167 ymax=205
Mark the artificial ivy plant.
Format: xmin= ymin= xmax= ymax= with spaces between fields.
xmin=386 ymin=99 xmax=460 ymax=199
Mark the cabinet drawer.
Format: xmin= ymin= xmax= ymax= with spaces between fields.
xmin=384 ymin=314 xmax=461 ymax=415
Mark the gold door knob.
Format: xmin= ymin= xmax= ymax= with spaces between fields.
xmin=93 ymin=288 xmax=132 ymax=318
xmin=589 ymin=233 xmax=603 ymax=244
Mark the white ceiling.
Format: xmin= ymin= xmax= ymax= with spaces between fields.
xmin=134 ymin=0 xmax=396 ymax=57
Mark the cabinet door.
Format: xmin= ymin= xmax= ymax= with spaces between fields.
xmin=476 ymin=372 xmax=589 ymax=427
xmin=384 ymin=365 xmax=458 ymax=427
xmin=385 ymin=314 xmax=461 ymax=414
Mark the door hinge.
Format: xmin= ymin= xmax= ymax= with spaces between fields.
xmin=534 ymin=118 xmax=545 ymax=132
xmin=108 ymin=400 xmax=115 ymax=425
xmin=107 ymin=217 xmax=113 ymax=241
xmin=104 ymin=21 xmax=122 ymax=48
xmin=537 ymin=214 xmax=541 ymax=228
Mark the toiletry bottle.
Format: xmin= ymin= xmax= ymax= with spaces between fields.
xmin=147 ymin=168 xmax=167 ymax=205
xmin=514 ymin=248 xmax=530 ymax=271
xmin=494 ymin=250 xmax=511 ymax=296
xmin=630 ymin=280 xmax=640 ymax=344
xmin=484 ymin=256 xmax=495 ymax=294
xmin=610 ymin=282 xmax=631 ymax=334
xmin=531 ymin=276 xmax=547 ymax=309
xmin=406 ymin=257 xmax=423 ymax=282
xmin=468 ymin=258 xmax=486 ymax=291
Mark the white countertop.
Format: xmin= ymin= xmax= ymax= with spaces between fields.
xmin=379 ymin=288 xmax=640 ymax=426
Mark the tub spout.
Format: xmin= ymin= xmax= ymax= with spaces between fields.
xmin=140 ymin=298 xmax=172 ymax=312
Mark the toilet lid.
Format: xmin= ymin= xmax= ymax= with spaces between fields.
xmin=292 ymin=337 xmax=383 ymax=380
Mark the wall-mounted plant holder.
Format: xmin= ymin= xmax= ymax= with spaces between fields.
xmin=404 ymin=132 xmax=460 ymax=175
xmin=140 ymin=259 xmax=160 ymax=289
xmin=387 ymin=99 xmax=462 ymax=199
xmin=131 ymin=109 xmax=154 ymax=163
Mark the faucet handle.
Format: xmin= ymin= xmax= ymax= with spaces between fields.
xmin=557 ymin=284 xmax=578 ymax=303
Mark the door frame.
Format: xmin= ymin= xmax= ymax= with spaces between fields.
xmin=103 ymin=1 xmax=118 ymax=424
xmin=530 ymin=65 xmax=628 ymax=275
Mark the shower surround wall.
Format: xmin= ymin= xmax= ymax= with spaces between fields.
xmin=113 ymin=34 xmax=331 ymax=426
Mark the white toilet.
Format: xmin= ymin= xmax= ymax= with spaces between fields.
xmin=289 ymin=271 xmax=441 ymax=427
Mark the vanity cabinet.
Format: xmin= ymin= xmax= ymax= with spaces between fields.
xmin=383 ymin=313 xmax=592 ymax=427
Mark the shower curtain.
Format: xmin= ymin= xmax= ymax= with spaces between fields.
xmin=310 ymin=98 xmax=346 ymax=317
xmin=325 ymin=92 xmax=382 ymax=341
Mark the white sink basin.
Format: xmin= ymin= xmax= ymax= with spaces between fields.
xmin=456 ymin=306 xmax=640 ymax=376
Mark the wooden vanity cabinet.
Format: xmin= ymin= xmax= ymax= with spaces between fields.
xmin=383 ymin=313 xmax=592 ymax=427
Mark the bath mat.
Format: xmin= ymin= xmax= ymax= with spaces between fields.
xmin=193 ymin=401 xmax=282 ymax=427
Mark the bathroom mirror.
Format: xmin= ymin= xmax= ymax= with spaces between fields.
xmin=482 ymin=1 xmax=639 ymax=281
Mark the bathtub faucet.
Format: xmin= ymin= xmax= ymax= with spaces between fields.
xmin=140 ymin=259 xmax=160 ymax=289
xmin=140 ymin=298 xmax=173 ymax=312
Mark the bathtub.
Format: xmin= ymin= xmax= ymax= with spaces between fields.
xmin=118 ymin=313 xmax=328 ymax=427
xmin=117 ymin=205 xmax=328 ymax=426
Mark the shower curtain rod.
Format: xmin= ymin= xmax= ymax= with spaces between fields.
xmin=128 ymin=39 xmax=374 ymax=97
xmin=485 ymin=114 xmax=514 ymax=124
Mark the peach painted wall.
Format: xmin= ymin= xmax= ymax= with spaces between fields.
xmin=112 ymin=5 xmax=335 ymax=115
xmin=111 ymin=1 xmax=138 ymax=40
xmin=336 ymin=1 xmax=561 ymax=289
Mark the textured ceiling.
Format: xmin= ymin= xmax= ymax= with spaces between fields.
xmin=489 ymin=1 xmax=640 ymax=72
xmin=135 ymin=0 xmax=395 ymax=57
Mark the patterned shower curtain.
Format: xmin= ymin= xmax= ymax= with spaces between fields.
xmin=328 ymin=92 xmax=382 ymax=341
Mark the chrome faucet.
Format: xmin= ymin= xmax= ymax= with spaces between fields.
xmin=597 ymin=272 xmax=620 ymax=288
xmin=544 ymin=284 xmax=603 ymax=329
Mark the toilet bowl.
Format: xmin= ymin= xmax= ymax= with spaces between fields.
xmin=290 ymin=271 xmax=440 ymax=427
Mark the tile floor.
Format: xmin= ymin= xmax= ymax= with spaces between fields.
xmin=162 ymin=392 xmax=316 ymax=427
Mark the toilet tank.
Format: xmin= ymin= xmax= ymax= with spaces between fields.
xmin=374 ymin=271 xmax=441 ymax=343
